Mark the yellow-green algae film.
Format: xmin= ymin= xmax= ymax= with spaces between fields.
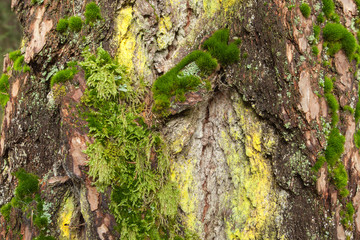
xmin=58 ymin=194 xmax=77 ymax=240
xmin=171 ymin=156 xmax=203 ymax=234
xmin=221 ymin=98 xmax=280 ymax=240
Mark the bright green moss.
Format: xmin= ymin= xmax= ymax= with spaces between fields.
xmin=13 ymin=55 xmax=24 ymax=71
xmin=355 ymin=129 xmax=360 ymax=148
xmin=56 ymin=18 xmax=68 ymax=33
xmin=325 ymin=93 xmax=339 ymax=126
xmin=195 ymin=51 xmax=218 ymax=74
xmin=0 ymin=74 xmax=10 ymax=107
xmin=312 ymin=46 xmax=319 ymax=56
xmin=324 ymin=76 xmax=333 ymax=93
xmin=202 ymin=28 xmax=240 ymax=66
xmin=343 ymin=105 xmax=354 ymax=114
xmin=9 ymin=50 xmax=21 ymax=61
xmin=322 ymin=0 xmax=335 ymax=18
xmin=325 ymin=128 xmax=345 ymax=167
xmin=13 ymin=168 xmax=39 ymax=202
xmin=300 ymin=3 xmax=311 ymax=18
xmin=332 ymin=164 xmax=348 ymax=190
xmin=317 ymin=13 xmax=325 ymax=23
xmin=0 ymin=202 xmax=11 ymax=221
xmin=50 ymin=67 xmax=78 ymax=87
xmin=85 ymin=2 xmax=102 ymax=24
xmin=68 ymin=16 xmax=82 ymax=32
xmin=312 ymin=156 xmax=326 ymax=172
xmin=313 ymin=25 xmax=321 ymax=40
xmin=323 ymin=23 xmax=356 ymax=59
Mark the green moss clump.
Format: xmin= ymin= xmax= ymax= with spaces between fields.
xmin=9 ymin=50 xmax=21 ymax=61
xmin=312 ymin=156 xmax=326 ymax=172
xmin=355 ymin=129 xmax=360 ymax=148
xmin=313 ymin=25 xmax=321 ymax=40
xmin=0 ymin=202 xmax=11 ymax=221
xmin=324 ymin=76 xmax=333 ymax=93
xmin=202 ymin=28 xmax=240 ymax=66
xmin=343 ymin=105 xmax=354 ymax=114
xmin=0 ymin=74 xmax=10 ymax=107
xmin=68 ymin=16 xmax=82 ymax=32
xmin=56 ymin=18 xmax=68 ymax=33
xmin=325 ymin=128 xmax=345 ymax=167
xmin=312 ymin=46 xmax=319 ymax=56
xmin=13 ymin=168 xmax=39 ymax=202
xmin=323 ymin=23 xmax=356 ymax=59
xmin=322 ymin=0 xmax=335 ymax=18
xmin=317 ymin=13 xmax=325 ymax=23
xmin=85 ymin=2 xmax=102 ymax=24
xmin=50 ymin=67 xmax=78 ymax=87
xmin=13 ymin=55 xmax=24 ymax=71
xmin=325 ymin=93 xmax=339 ymax=126
xmin=300 ymin=3 xmax=311 ymax=18
xmin=332 ymin=164 xmax=348 ymax=190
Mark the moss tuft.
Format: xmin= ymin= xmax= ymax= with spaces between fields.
xmin=85 ymin=2 xmax=102 ymax=24
xmin=300 ymin=3 xmax=311 ymax=18
xmin=9 ymin=50 xmax=21 ymax=61
xmin=50 ymin=67 xmax=78 ymax=87
xmin=313 ymin=25 xmax=321 ymax=40
xmin=323 ymin=23 xmax=356 ymax=59
xmin=332 ymin=164 xmax=348 ymax=190
xmin=68 ymin=16 xmax=82 ymax=32
xmin=324 ymin=76 xmax=333 ymax=93
xmin=325 ymin=128 xmax=345 ymax=167
xmin=202 ymin=28 xmax=240 ymax=66
xmin=317 ymin=13 xmax=325 ymax=23
xmin=0 ymin=74 xmax=10 ymax=107
xmin=322 ymin=0 xmax=335 ymax=18
xmin=13 ymin=55 xmax=24 ymax=71
xmin=312 ymin=46 xmax=319 ymax=56
xmin=312 ymin=156 xmax=326 ymax=172
xmin=56 ymin=18 xmax=68 ymax=33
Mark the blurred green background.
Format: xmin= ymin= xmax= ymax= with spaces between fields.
xmin=0 ymin=0 xmax=22 ymax=72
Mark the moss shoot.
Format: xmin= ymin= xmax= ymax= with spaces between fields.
xmin=50 ymin=67 xmax=78 ymax=87
xmin=323 ymin=23 xmax=356 ymax=59
xmin=322 ymin=0 xmax=335 ymax=18
xmin=300 ymin=3 xmax=311 ymax=18
xmin=56 ymin=18 xmax=68 ymax=33
xmin=68 ymin=16 xmax=82 ymax=32
xmin=0 ymin=74 xmax=9 ymax=107
xmin=85 ymin=2 xmax=102 ymax=24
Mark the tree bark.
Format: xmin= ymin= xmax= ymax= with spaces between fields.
xmin=1 ymin=0 xmax=359 ymax=239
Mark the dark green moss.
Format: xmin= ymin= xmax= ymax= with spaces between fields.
xmin=68 ymin=16 xmax=82 ymax=32
xmin=85 ymin=2 xmax=102 ymax=24
xmin=0 ymin=202 xmax=11 ymax=221
xmin=50 ymin=67 xmax=78 ymax=87
xmin=322 ymin=0 xmax=335 ymax=18
xmin=202 ymin=28 xmax=240 ymax=66
xmin=355 ymin=129 xmax=360 ymax=148
xmin=56 ymin=18 xmax=68 ymax=33
xmin=300 ymin=3 xmax=311 ymax=18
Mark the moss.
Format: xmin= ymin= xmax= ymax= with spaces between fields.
xmin=312 ymin=156 xmax=326 ymax=172
xmin=323 ymin=23 xmax=356 ymax=59
xmin=56 ymin=18 xmax=68 ymax=33
xmin=325 ymin=128 xmax=345 ymax=167
xmin=50 ymin=67 xmax=78 ymax=87
xmin=9 ymin=50 xmax=21 ymax=61
xmin=325 ymin=93 xmax=339 ymax=126
xmin=322 ymin=0 xmax=335 ymax=18
xmin=355 ymin=129 xmax=360 ymax=148
xmin=68 ymin=16 xmax=82 ymax=32
xmin=313 ymin=25 xmax=321 ymax=40
xmin=202 ymin=28 xmax=240 ymax=66
xmin=13 ymin=55 xmax=24 ymax=71
xmin=317 ymin=13 xmax=325 ymax=23
xmin=324 ymin=76 xmax=333 ymax=93
xmin=312 ymin=46 xmax=319 ymax=56
xmin=332 ymin=164 xmax=348 ymax=190
xmin=343 ymin=105 xmax=354 ymax=114
xmin=85 ymin=2 xmax=102 ymax=24
xmin=300 ymin=3 xmax=311 ymax=18
xmin=0 ymin=203 xmax=11 ymax=221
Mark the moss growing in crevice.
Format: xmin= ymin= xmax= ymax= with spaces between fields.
xmin=0 ymin=74 xmax=10 ymax=107
xmin=50 ymin=67 xmax=78 ymax=88
xmin=0 ymin=169 xmax=55 ymax=240
xmin=300 ymin=3 xmax=311 ymax=18
xmin=85 ymin=2 xmax=102 ymax=25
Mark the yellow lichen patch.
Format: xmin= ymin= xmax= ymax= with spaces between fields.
xmin=202 ymin=0 xmax=237 ymax=15
xmin=115 ymin=7 xmax=149 ymax=78
xmin=58 ymin=195 xmax=76 ymax=240
xmin=170 ymin=157 xmax=202 ymax=233
xmin=221 ymin=98 xmax=279 ymax=240
xmin=157 ymin=16 xmax=174 ymax=50
xmin=171 ymin=127 xmax=190 ymax=154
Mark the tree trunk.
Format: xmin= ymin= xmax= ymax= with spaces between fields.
xmin=1 ymin=0 xmax=359 ymax=239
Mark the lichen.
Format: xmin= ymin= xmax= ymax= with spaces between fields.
xmin=58 ymin=195 xmax=76 ymax=240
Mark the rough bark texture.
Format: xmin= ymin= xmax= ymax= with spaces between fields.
xmin=1 ymin=0 xmax=360 ymax=239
